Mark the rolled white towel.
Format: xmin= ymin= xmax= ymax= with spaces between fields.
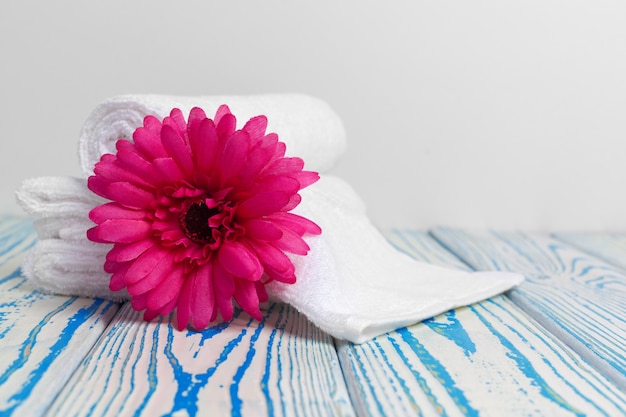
xmin=78 ymin=93 xmax=346 ymax=177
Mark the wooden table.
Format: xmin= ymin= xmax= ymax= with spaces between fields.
xmin=1 ymin=215 xmax=625 ymax=416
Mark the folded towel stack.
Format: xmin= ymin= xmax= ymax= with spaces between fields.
xmin=17 ymin=94 xmax=523 ymax=343
xmin=17 ymin=177 xmax=121 ymax=299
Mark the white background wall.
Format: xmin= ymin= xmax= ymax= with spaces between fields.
xmin=2 ymin=1 xmax=625 ymax=231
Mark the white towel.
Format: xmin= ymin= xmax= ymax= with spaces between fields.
xmin=277 ymin=176 xmax=523 ymax=343
xmin=79 ymin=93 xmax=346 ymax=177
xmin=18 ymin=93 xmax=524 ymax=343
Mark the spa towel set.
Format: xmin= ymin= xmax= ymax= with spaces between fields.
xmin=17 ymin=94 xmax=523 ymax=344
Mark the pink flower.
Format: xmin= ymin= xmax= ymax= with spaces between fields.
xmin=87 ymin=106 xmax=321 ymax=329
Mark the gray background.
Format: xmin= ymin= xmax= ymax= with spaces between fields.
xmin=2 ymin=1 xmax=625 ymax=230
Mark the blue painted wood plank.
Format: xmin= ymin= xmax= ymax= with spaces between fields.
xmin=49 ymin=301 xmax=355 ymax=417
xmin=431 ymin=227 xmax=626 ymax=391
xmin=0 ymin=216 xmax=120 ymax=416
xmin=554 ymin=232 xmax=626 ymax=271
xmin=335 ymin=230 xmax=626 ymax=416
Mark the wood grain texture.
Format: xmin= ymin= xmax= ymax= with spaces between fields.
xmin=431 ymin=227 xmax=626 ymax=391
xmin=4 ymin=214 xmax=626 ymax=416
xmin=0 ymin=216 xmax=120 ymax=416
xmin=554 ymin=232 xmax=626 ymax=270
xmin=335 ymin=230 xmax=626 ymax=417
xmin=49 ymin=301 xmax=355 ymax=417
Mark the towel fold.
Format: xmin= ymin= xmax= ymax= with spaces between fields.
xmin=16 ymin=177 xmax=104 ymax=219
xmin=21 ymin=238 xmax=122 ymax=301
xmin=18 ymin=93 xmax=524 ymax=343
xmin=79 ymin=93 xmax=346 ymax=177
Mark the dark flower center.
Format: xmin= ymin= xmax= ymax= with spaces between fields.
xmin=179 ymin=200 xmax=220 ymax=245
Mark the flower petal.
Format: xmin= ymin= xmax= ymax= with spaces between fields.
xmin=106 ymin=239 xmax=154 ymax=263
xmin=116 ymin=148 xmax=161 ymax=186
xmin=89 ymin=202 xmax=145 ymax=224
xmin=109 ymin=261 xmax=131 ymax=291
xmin=190 ymin=264 xmax=215 ymax=329
xmin=106 ymin=182 xmax=155 ymax=210
xmin=218 ymin=241 xmax=263 ymax=281
xmin=87 ymin=175 xmax=112 ymax=200
xmin=133 ymin=125 xmax=167 ymax=160
xmin=165 ymin=108 xmax=188 ymax=136
xmin=250 ymin=175 xmax=300 ymax=196
xmin=267 ymin=212 xmax=322 ymax=236
xmin=131 ymin=292 xmax=149 ymax=311
xmin=219 ymin=130 xmax=250 ymax=185
xmin=242 ymin=115 xmax=268 ymax=144
xmin=266 ymin=268 xmax=296 ymax=284
xmin=248 ymin=241 xmax=295 ymax=283
xmin=213 ymin=261 xmax=235 ymax=321
xmin=234 ymin=280 xmax=262 ymax=321
xmin=143 ymin=308 xmax=161 ymax=321
xmin=216 ymin=113 xmax=237 ymax=143
xmin=263 ymin=138 xmax=286 ymax=161
xmin=263 ymin=157 xmax=305 ymax=176
xmin=123 ymin=245 xmax=169 ymax=284
xmin=161 ymin=124 xmax=194 ymax=175
xmin=127 ymin=251 xmax=175 ymax=296
xmin=152 ymin=157 xmax=185 ymax=182
xmin=214 ymin=104 xmax=233 ymax=126
xmin=281 ymin=193 xmax=302 ymax=212
xmin=241 ymin=219 xmax=283 ymax=241
xmin=176 ymin=274 xmax=194 ymax=329
xmin=293 ymin=171 xmax=320 ymax=189
xmin=259 ymin=132 xmax=278 ymax=149
xmin=191 ymin=118 xmax=219 ymax=175
xmin=143 ymin=115 xmax=162 ymax=133
xmin=104 ymin=259 xmax=121 ymax=273
xmin=237 ymin=191 xmax=290 ymax=218
xmin=87 ymin=219 xmax=152 ymax=244
xmin=147 ymin=266 xmax=184 ymax=311
xmin=273 ymin=227 xmax=310 ymax=255
xmin=157 ymin=297 xmax=179 ymax=317
xmin=94 ymin=157 xmax=153 ymax=190
xmin=187 ymin=107 xmax=207 ymax=138
xmin=237 ymin=147 xmax=271 ymax=186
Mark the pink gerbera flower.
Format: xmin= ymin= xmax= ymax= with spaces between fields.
xmin=87 ymin=106 xmax=321 ymax=329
